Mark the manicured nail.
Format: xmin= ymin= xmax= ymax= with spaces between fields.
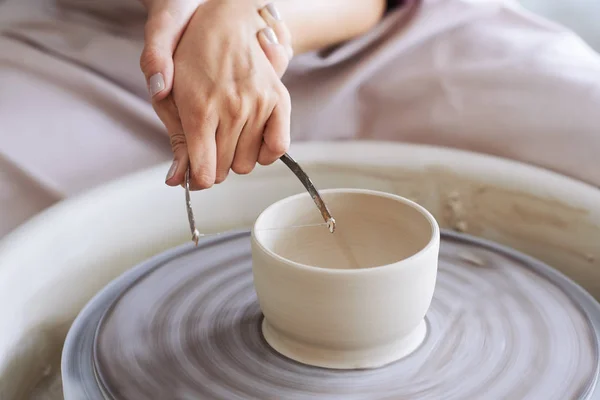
xmin=261 ymin=27 xmax=278 ymax=45
xmin=165 ymin=159 xmax=177 ymax=182
xmin=148 ymin=73 xmax=165 ymax=97
xmin=265 ymin=3 xmax=282 ymax=21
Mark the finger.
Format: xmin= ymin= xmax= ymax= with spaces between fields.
xmin=231 ymin=119 xmax=262 ymax=176
xmin=140 ymin=12 xmax=181 ymax=101
xmin=259 ymin=3 xmax=293 ymax=59
xmin=179 ymin=108 xmax=219 ymax=190
xmin=232 ymin=99 xmax=273 ymax=175
xmin=258 ymin=88 xmax=291 ymax=166
xmin=152 ymin=96 xmax=189 ymax=187
xmin=215 ymin=115 xmax=246 ymax=184
xmin=257 ymin=141 xmax=279 ymax=166
xmin=257 ymin=27 xmax=290 ymax=79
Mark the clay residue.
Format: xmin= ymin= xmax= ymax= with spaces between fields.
xmin=443 ymin=190 xmax=469 ymax=233
xmin=457 ymin=251 xmax=486 ymax=267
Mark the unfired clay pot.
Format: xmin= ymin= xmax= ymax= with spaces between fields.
xmin=251 ymin=188 xmax=441 ymax=369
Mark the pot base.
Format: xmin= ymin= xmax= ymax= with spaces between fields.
xmin=262 ymin=318 xmax=427 ymax=370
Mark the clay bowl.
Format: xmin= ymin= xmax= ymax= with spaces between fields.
xmin=251 ymin=188 xmax=440 ymax=369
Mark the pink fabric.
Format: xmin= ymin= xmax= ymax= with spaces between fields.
xmin=1 ymin=0 xmax=599 ymax=237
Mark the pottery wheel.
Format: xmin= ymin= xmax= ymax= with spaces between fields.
xmin=62 ymin=230 xmax=600 ymax=400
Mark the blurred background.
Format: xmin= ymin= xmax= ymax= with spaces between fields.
xmin=519 ymin=0 xmax=599 ymax=52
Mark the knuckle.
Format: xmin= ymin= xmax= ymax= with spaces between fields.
xmin=255 ymin=90 xmax=271 ymax=113
xmin=224 ymin=90 xmax=244 ymax=116
xmin=187 ymin=107 xmax=204 ymax=123
xmin=215 ymin=170 xmax=229 ymax=184
xmin=254 ymin=88 xmax=275 ymax=117
xmin=258 ymin=152 xmax=277 ymax=166
xmin=191 ymin=170 xmax=214 ymax=190
xmin=275 ymin=56 xmax=290 ymax=75
xmin=169 ymin=133 xmax=187 ymax=152
xmin=140 ymin=46 xmax=162 ymax=75
xmin=233 ymin=101 xmax=251 ymax=126
xmin=277 ymin=85 xmax=291 ymax=108
xmin=188 ymin=107 xmax=213 ymax=128
xmin=269 ymin=136 xmax=289 ymax=155
xmin=231 ymin=161 xmax=255 ymax=175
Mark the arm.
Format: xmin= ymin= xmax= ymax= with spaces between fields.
xmin=140 ymin=0 xmax=387 ymax=59
xmin=139 ymin=0 xmax=388 ymax=100
xmin=275 ymin=0 xmax=387 ymax=55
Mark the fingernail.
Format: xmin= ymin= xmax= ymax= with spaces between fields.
xmin=165 ymin=159 xmax=177 ymax=182
xmin=261 ymin=27 xmax=278 ymax=45
xmin=148 ymin=73 xmax=165 ymax=97
xmin=265 ymin=3 xmax=282 ymax=21
xmin=287 ymin=45 xmax=294 ymax=59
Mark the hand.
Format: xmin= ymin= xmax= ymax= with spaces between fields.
xmin=139 ymin=1 xmax=293 ymax=189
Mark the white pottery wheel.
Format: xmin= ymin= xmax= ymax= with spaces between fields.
xmin=0 ymin=142 xmax=599 ymax=399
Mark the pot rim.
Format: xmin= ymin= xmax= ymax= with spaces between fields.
xmin=251 ymin=188 xmax=440 ymax=275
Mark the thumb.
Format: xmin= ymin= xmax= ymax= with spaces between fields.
xmin=154 ymin=96 xmax=189 ymax=186
xmin=140 ymin=12 xmax=183 ymax=101
xmin=166 ymin=130 xmax=190 ymax=187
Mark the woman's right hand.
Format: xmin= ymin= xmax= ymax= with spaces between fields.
xmin=139 ymin=0 xmax=293 ymax=189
